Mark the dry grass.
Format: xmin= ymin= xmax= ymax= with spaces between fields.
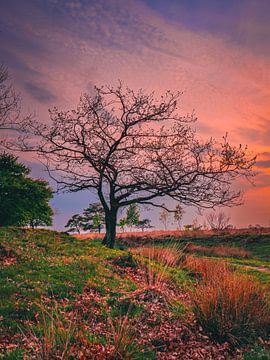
xmin=106 ymin=314 xmax=137 ymax=360
xmin=23 ymin=302 xmax=76 ymax=360
xmin=73 ymin=227 xmax=270 ymax=240
xmin=130 ymin=244 xmax=185 ymax=267
xmin=183 ymin=255 xmax=232 ymax=281
xmin=130 ymin=244 xmax=185 ymax=288
xmin=184 ymin=256 xmax=270 ymax=345
xmin=187 ymin=243 xmax=251 ymax=258
xmin=133 ymin=254 xmax=170 ymax=288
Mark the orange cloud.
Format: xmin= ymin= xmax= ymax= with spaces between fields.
xmin=1 ymin=0 xmax=269 ymax=228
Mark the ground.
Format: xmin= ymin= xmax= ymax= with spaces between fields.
xmin=0 ymin=228 xmax=270 ymax=359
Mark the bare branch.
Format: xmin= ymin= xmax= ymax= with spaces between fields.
xmin=17 ymin=82 xmax=256 ymax=247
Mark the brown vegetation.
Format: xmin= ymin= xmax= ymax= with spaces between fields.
xmin=183 ymin=256 xmax=270 ymax=345
xmin=186 ymin=243 xmax=252 ymax=258
xmin=74 ymin=227 xmax=270 ymax=241
xmin=130 ymin=244 xmax=184 ymax=267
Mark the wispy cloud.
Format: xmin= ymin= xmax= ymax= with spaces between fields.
xmin=0 ymin=0 xmax=269 ymax=227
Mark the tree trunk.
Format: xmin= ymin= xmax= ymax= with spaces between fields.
xmin=103 ymin=209 xmax=117 ymax=248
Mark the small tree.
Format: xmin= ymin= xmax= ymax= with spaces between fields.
xmin=118 ymin=218 xmax=127 ymax=232
xmin=83 ymin=203 xmax=105 ymax=233
xmin=191 ymin=218 xmax=202 ymax=231
xmin=126 ymin=204 xmax=140 ymax=231
xmin=160 ymin=208 xmax=170 ymax=230
xmin=0 ymin=153 xmax=53 ymax=227
xmin=137 ymin=218 xmax=152 ymax=232
xmin=173 ymin=204 xmax=184 ymax=230
xmin=206 ymin=211 xmax=231 ymax=231
xmin=18 ymin=83 xmax=256 ymax=248
xmin=65 ymin=214 xmax=85 ymax=234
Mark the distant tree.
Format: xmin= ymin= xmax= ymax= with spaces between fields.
xmin=137 ymin=218 xmax=152 ymax=232
xmin=126 ymin=204 xmax=140 ymax=231
xmin=83 ymin=203 xmax=105 ymax=233
xmin=65 ymin=214 xmax=85 ymax=234
xmin=0 ymin=153 xmax=53 ymax=227
xmin=118 ymin=218 xmax=127 ymax=232
xmin=206 ymin=211 xmax=231 ymax=231
xmin=173 ymin=204 xmax=184 ymax=230
xmin=191 ymin=218 xmax=202 ymax=231
xmin=18 ymin=83 xmax=256 ymax=248
xmin=160 ymin=208 xmax=170 ymax=230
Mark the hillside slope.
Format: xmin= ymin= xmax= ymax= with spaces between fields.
xmin=0 ymin=228 xmax=269 ymax=359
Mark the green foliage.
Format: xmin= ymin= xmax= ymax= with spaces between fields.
xmin=108 ymin=297 xmax=143 ymax=319
xmin=64 ymin=214 xmax=85 ymax=234
xmin=0 ymin=153 xmax=53 ymax=227
xmin=0 ymin=348 xmax=24 ymax=360
xmin=126 ymin=204 xmax=140 ymax=229
xmin=111 ymin=253 xmax=137 ymax=268
xmin=244 ymin=346 xmax=270 ymax=360
xmin=83 ymin=203 xmax=105 ymax=233
xmin=0 ymin=228 xmax=137 ymax=338
xmin=137 ymin=218 xmax=152 ymax=231
xmin=122 ymin=204 xmax=152 ymax=231
xmin=169 ymin=299 xmax=187 ymax=319
xmin=118 ymin=218 xmax=127 ymax=232
xmin=65 ymin=202 xmax=105 ymax=233
xmin=24 ymin=302 xmax=77 ymax=360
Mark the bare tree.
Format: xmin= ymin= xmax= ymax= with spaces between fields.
xmin=0 ymin=65 xmax=20 ymax=130
xmin=18 ymin=83 xmax=255 ymax=248
xmin=160 ymin=208 xmax=170 ymax=230
xmin=206 ymin=211 xmax=231 ymax=231
xmin=173 ymin=204 xmax=184 ymax=230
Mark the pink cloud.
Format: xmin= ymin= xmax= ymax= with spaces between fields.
xmin=1 ymin=0 xmax=269 ymax=228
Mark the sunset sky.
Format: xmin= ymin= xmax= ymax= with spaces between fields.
xmin=1 ymin=0 xmax=269 ymax=229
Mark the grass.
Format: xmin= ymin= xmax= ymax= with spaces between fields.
xmin=106 ymin=313 xmax=138 ymax=359
xmin=21 ymin=301 xmax=77 ymax=360
xmin=184 ymin=256 xmax=270 ymax=346
xmin=1 ymin=227 xmax=270 ymax=358
xmin=130 ymin=244 xmax=187 ymax=289
xmin=186 ymin=243 xmax=252 ymax=258
xmin=0 ymin=228 xmax=139 ymax=357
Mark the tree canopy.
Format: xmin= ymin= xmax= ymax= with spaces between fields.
xmin=65 ymin=203 xmax=105 ymax=233
xmin=119 ymin=204 xmax=152 ymax=232
xmin=19 ymin=83 xmax=256 ymax=247
xmin=82 ymin=203 xmax=105 ymax=233
xmin=0 ymin=153 xmax=53 ymax=227
xmin=65 ymin=214 xmax=85 ymax=234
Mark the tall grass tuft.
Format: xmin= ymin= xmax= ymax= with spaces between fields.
xmin=185 ymin=256 xmax=270 ymax=345
xmin=130 ymin=244 xmax=185 ymax=288
xmin=23 ymin=302 xmax=76 ymax=360
xmin=106 ymin=314 xmax=137 ymax=360
xmin=131 ymin=244 xmax=184 ymax=267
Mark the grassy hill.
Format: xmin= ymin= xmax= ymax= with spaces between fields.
xmin=0 ymin=228 xmax=270 ymax=359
